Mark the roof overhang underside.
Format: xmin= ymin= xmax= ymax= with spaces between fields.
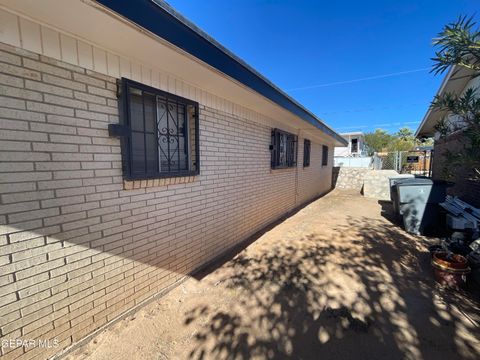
xmin=415 ymin=66 xmax=475 ymax=138
xmin=92 ymin=0 xmax=347 ymax=146
xmin=0 ymin=0 xmax=347 ymax=145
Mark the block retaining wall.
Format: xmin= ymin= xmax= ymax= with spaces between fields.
xmin=332 ymin=167 xmax=400 ymax=200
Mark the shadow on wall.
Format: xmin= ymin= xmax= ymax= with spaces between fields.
xmin=0 ymin=173 xmax=334 ymax=360
xmin=182 ymin=216 xmax=480 ymax=360
xmin=432 ymin=132 xmax=480 ymax=208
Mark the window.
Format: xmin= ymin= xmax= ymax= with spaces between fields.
xmin=115 ymin=78 xmax=199 ymax=180
xmin=351 ymin=138 xmax=358 ymax=153
xmin=322 ymin=145 xmax=329 ymax=166
xmin=271 ymin=128 xmax=297 ymax=169
xmin=303 ymin=139 xmax=311 ymax=167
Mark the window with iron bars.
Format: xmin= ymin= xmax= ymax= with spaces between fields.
xmin=114 ymin=78 xmax=200 ymax=180
xmin=271 ymin=129 xmax=297 ymax=169
xmin=303 ymin=139 xmax=311 ymax=167
xmin=322 ymin=145 xmax=329 ymax=166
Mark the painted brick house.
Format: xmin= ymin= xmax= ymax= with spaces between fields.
xmin=415 ymin=65 xmax=480 ymax=207
xmin=0 ymin=1 xmax=346 ymax=358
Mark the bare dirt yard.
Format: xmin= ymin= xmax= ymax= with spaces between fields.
xmin=66 ymin=190 xmax=480 ymax=360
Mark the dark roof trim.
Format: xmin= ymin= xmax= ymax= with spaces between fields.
xmin=96 ymin=0 xmax=347 ymax=146
xmin=415 ymin=65 xmax=476 ymax=138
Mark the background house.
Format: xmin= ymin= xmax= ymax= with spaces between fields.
xmin=334 ymin=132 xmax=371 ymax=168
xmin=334 ymin=131 xmax=367 ymax=157
xmin=0 ymin=1 xmax=346 ymax=359
xmin=416 ymin=66 xmax=480 ymax=207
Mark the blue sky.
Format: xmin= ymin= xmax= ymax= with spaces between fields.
xmin=167 ymin=0 xmax=478 ymax=134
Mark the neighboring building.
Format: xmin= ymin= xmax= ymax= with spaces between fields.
xmin=0 ymin=1 xmax=346 ymax=358
xmin=334 ymin=132 xmax=367 ymax=157
xmin=416 ymin=65 xmax=480 ymax=206
xmin=334 ymin=132 xmax=371 ymax=168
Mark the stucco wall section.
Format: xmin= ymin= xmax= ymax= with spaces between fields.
xmin=0 ymin=43 xmax=334 ymax=360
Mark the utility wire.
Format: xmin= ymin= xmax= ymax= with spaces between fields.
xmin=319 ymin=102 xmax=428 ymax=115
xmin=336 ymin=120 xmax=420 ymax=130
xmin=286 ymin=67 xmax=431 ymax=91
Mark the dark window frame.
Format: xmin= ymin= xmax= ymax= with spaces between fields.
xmin=303 ymin=139 xmax=311 ymax=167
xmin=118 ymin=78 xmax=200 ymax=180
xmin=351 ymin=138 xmax=358 ymax=153
xmin=271 ymin=128 xmax=297 ymax=169
xmin=322 ymin=145 xmax=329 ymax=166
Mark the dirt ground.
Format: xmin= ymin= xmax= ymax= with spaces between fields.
xmin=66 ymin=190 xmax=480 ymax=360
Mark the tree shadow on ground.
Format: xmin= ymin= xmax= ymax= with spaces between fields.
xmin=182 ymin=213 xmax=480 ymax=360
xmin=377 ymin=197 xmax=448 ymax=238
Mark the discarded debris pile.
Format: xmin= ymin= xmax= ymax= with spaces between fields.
xmin=429 ymin=197 xmax=480 ymax=287
xmin=440 ymin=196 xmax=480 ymax=236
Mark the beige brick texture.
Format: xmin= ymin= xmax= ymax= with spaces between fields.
xmin=0 ymin=43 xmax=334 ymax=359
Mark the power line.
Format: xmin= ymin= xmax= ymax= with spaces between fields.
xmin=336 ymin=120 xmax=420 ymax=131
xmin=286 ymin=67 xmax=431 ymax=91
xmin=319 ymin=102 xmax=428 ymax=115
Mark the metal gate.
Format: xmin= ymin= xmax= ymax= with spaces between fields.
xmin=373 ymin=150 xmax=433 ymax=176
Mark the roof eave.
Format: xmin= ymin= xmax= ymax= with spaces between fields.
xmin=415 ymin=67 xmax=454 ymax=138
xmin=415 ymin=66 xmax=475 ymax=138
xmin=95 ymin=0 xmax=348 ymax=146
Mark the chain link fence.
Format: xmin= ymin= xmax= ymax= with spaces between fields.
xmin=373 ymin=151 xmax=432 ymax=176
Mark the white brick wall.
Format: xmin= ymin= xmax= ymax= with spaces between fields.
xmin=0 ymin=43 xmax=334 ymax=359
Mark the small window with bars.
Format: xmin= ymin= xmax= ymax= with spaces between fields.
xmin=303 ymin=139 xmax=311 ymax=167
xmin=322 ymin=145 xmax=329 ymax=166
xmin=271 ymin=128 xmax=297 ymax=169
xmin=113 ymin=78 xmax=199 ymax=180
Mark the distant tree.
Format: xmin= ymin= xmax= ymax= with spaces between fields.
xmin=387 ymin=137 xmax=416 ymax=152
xmin=364 ymin=127 xmax=419 ymax=155
xmin=421 ymin=137 xmax=434 ymax=147
xmin=364 ymin=129 xmax=393 ymax=155
xmin=431 ymin=15 xmax=480 ymax=180
xmin=395 ymin=127 xmax=414 ymax=141
xmin=389 ymin=127 xmax=417 ymax=152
